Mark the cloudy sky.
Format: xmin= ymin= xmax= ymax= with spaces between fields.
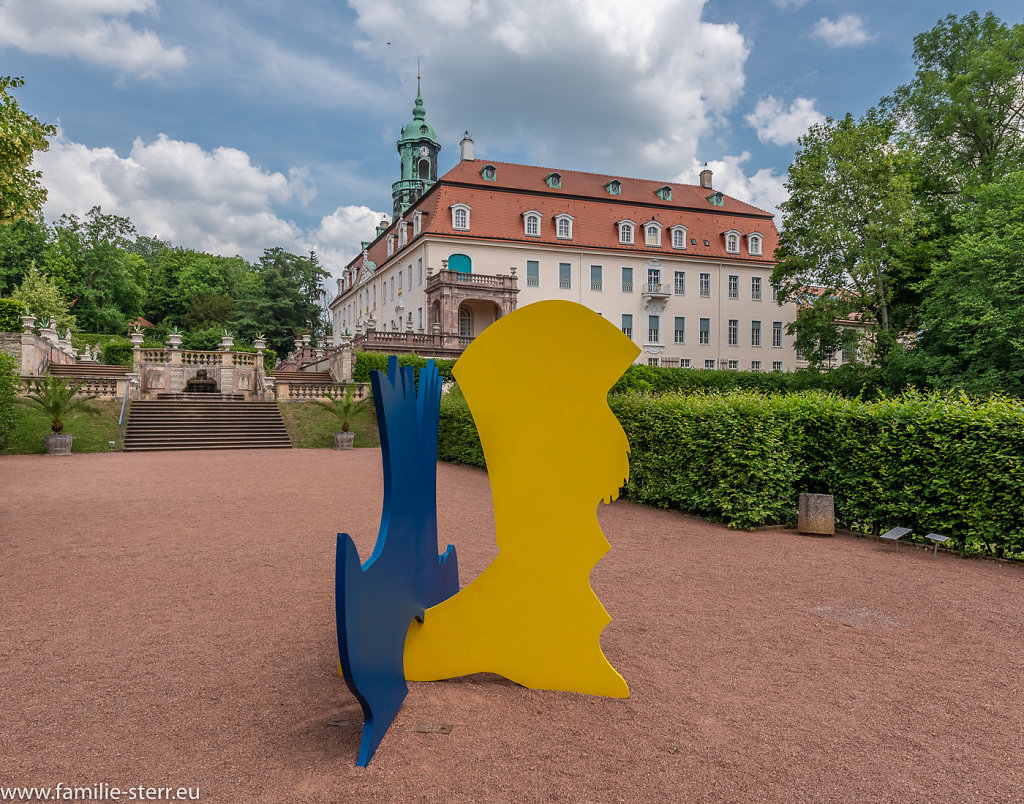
xmin=3 ymin=0 xmax=1021 ymax=280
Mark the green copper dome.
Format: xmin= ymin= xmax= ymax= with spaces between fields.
xmin=399 ymin=81 xmax=438 ymax=144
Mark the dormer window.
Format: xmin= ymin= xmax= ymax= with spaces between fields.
xmin=643 ymin=220 xmax=662 ymax=247
xmin=707 ymin=191 xmax=724 ymax=207
xmin=413 ymin=211 xmax=423 ymax=236
xmin=617 ymin=220 xmax=635 ymax=245
xmin=386 ymin=235 xmax=395 ymax=257
xmin=545 ymin=172 xmax=562 ymax=189
xmin=655 ymin=185 xmax=672 ymax=201
xmin=451 ymin=203 xmax=471 ymax=231
xmin=398 ymin=219 xmax=407 ymax=247
xmin=670 ymin=225 xmax=687 ymax=249
xmin=480 ymin=164 xmax=497 ymax=181
xmin=604 ymin=179 xmax=621 ymax=195
xmin=522 ymin=210 xmax=541 ymax=237
xmin=724 ymin=230 xmax=741 ymax=254
xmin=555 ymin=213 xmax=574 ymax=240
xmin=747 ymin=233 xmax=763 ymax=256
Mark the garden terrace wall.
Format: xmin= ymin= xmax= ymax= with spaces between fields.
xmin=438 ymin=390 xmax=1024 ymax=559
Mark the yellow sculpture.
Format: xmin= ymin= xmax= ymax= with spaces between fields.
xmin=404 ymin=300 xmax=639 ymax=697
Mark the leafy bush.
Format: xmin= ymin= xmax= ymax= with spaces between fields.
xmin=610 ymin=364 xmax=887 ymax=399
xmin=353 ymin=351 xmax=456 ymax=384
xmin=0 ymin=350 xmax=17 ymax=448
xmin=101 ymin=338 xmax=134 ymax=366
xmin=437 ymin=392 xmax=485 ymax=468
xmin=437 ymin=386 xmax=1024 ymax=559
xmin=0 ymin=298 xmax=25 ymax=332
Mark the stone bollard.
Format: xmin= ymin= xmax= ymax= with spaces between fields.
xmin=798 ymin=493 xmax=835 ymax=536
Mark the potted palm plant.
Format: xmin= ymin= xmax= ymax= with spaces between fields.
xmin=311 ymin=385 xmax=372 ymax=449
xmin=21 ymin=376 xmax=101 ymax=455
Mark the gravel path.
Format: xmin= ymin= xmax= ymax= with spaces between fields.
xmin=1 ymin=449 xmax=1021 ymax=803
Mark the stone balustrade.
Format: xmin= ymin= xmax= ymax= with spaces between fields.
xmin=274 ymin=380 xmax=370 ymax=401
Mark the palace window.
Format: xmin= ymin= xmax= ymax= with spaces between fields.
xmin=674 ymin=271 xmax=685 ymax=295
xmin=545 ymin=172 xmax=562 ymax=189
xmin=648 ymin=315 xmax=661 ymax=344
xmin=413 ymin=212 xmax=423 ymax=236
xmin=480 ymin=164 xmax=497 ymax=181
xmin=621 ymin=267 xmax=633 ymax=292
xmin=727 ymin=360 xmax=739 ymax=370
xmin=523 ymin=211 xmax=541 ymax=237
xmin=398 ymin=222 xmax=407 ymax=247
xmin=772 ymin=321 xmax=783 ymax=348
xmin=643 ymin=221 xmax=662 ymax=247
xmin=728 ymin=275 xmax=739 ymax=299
xmin=670 ymin=226 xmax=687 ymax=249
xmin=618 ymin=220 xmax=635 ymax=245
xmin=700 ymin=272 xmax=711 ymax=298
xmin=751 ymin=360 xmax=762 ymax=371
xmin=458 ymin=306 xmax=473 ymax=338
xmin=591 ymin=265 xmax=603 ymax=291
xmin=680 ymin=359 xmax=691 ymax=368
xmin=699 ymin=318 xmax=710 ymax=345
xmin=751 ymin=320 xmax=761 ymax=347
xmin=621 ymin=314 xmax=633 ymax=339
xmin=387 ymin=235 xmax=395 ymax=257
xmin=559 ymin=263 xmax=572 ymax=290
xmin=417 ymin=258 xmax=423 ymax=285
xmin=727 ymin=319 xmax=738 ymax=346
xmin=555 ymin=214 xmax=574 ymax=240
xmin=751 ymin=276 xmax=762 ymax=301
xmin=772 ymin=361 xmax=783 ymax=372
xmin=674 ymin=317 xmax=685 ymax=344
xmin=725 ymin=231 xmax=740 ymax=253
xmin=748 ymin=233 xmax=763 ymax=256
xmin=526 ymin=260 xmax=540 ymax=288
xmin=655 ymin=185 xmax=672 ymax=201
xmin=604 ymin=179 xmax=621 ymax=195
xmin=705 ymin=359 xmax=716 ymax=369
xmin=451 ymin=203 xmax=471 ymax=230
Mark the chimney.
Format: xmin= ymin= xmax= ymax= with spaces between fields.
xmin=699 ymin=163 xmax=713 ymax=190
xmin=460 ymin=130 xmax=474 ymax=161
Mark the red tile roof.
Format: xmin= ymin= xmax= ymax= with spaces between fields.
xmin=342 ymin=159 xmax=778 ymax=290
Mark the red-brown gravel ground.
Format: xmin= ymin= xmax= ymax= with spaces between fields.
xmin=1 ymin=449 xmax=1022 ymax=803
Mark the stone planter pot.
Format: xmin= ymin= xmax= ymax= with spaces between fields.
xmin=129 ymin=332 xmax=145 ymax=346
xmin=44 ymin=434 xmax=73 ymax=456
xmin=220 ymin=336 xmax=234 ymax=351
xmin=253 ymin=338 xmax=266 ymax=353
xmin=167 ymin=333 xmax=183 ymax=349
xmin=334 ymin=431 xmax=356 ymax=450
xmin=20 ymin=315 xmax=36 ymax=334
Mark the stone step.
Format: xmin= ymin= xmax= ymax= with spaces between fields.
xmin=124 ymin=399 xmax=291 ymax=452
xmin=48 ymin=363 xmax=129 ymax=376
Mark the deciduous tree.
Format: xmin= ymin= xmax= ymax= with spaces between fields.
xmin=0 ymin=76 xmax=55 ymax=225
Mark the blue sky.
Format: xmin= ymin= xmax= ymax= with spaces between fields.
xmin=2 ymin=1 xmax=1021 ymax=281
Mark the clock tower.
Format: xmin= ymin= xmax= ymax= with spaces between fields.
xmin=392 ymin=77 xmax=441 ymax=217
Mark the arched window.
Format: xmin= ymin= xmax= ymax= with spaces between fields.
xmin=725 ymin=230 xmax=741 ymax=254
xmin=418 ymin=159 xmax=430 ymax=180
xmin=451 ymin=203 xmax=471 ymax=230
xmin=555 ymin=214 xmax=574 ymax=240
xmin=618 ymin=220 xmax=635 ymax=245
xmin=748 ymin=234 xmax=762 ymax=256
xmin=448 ymin=253 xmax=472 ymax=274
xmin=670 ymin=226 xmax=687 ymax=249
xmin=644 ymin=221 xmax=662 ymax=247
xmin=523 ymin=211 xmax=541 ymax=236
xmin=458 ymin=306 xmax=473 ymax=338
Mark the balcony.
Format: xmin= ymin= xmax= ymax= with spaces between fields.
xmin=426 ymin=269 xmax=517 ymax=291
xmin=642 ymin=282 xmax=671 ymax=299
xmin=354 ymin=329 xmax=473 ymax=359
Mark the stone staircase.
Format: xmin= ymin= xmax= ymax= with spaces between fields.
xmin=271 ymin=370 xmax=332 ymax=383
xmin=49 ymin=362 xmax=129 ymax=377
xmin=123 ymin=400 xmax=291 ymax=452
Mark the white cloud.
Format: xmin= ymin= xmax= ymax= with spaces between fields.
xmin=35 ymin=131 xmax=387 ymax=277
xmin=350 ymin=0 xmax=750 ymax=180
xmin=686 ymin=154 xmax=788 ymax=221
xmin=0 ymin=0 xmax=185 ymax=78
xmin=811 ymin=14 xmax=874 ymax=48
xmin=745 ymin=95 xmax=825 ymax=146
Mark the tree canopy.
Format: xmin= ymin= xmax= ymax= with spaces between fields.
xmin=0 ymin=76 xmax=55 ymax=225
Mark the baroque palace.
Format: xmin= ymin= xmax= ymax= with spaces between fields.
xmin=329 ymin=84 xmax=799 ymax=370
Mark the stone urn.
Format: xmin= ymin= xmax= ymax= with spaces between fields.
xmin=20 ymin=315 xmax=36 ymax=334
xmin=253 ymin=337 xmax=266 ymax=353
xmin=44 ymin=434 xmax=74 ymax=456
xmin=334 ymin=431 xmax=356 ymax=450
xmin=129 ymin=331 xmax=145 ymax=347
xmin=167 ymin=333 xmax=183 ymax=349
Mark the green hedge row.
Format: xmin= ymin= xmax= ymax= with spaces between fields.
xmin=0 ymin=350 xmax=17 ymax=448
xmin=0 ymin=298 xmax=25 ymax=332
xmin=437 ymin=389 xmax=1024 ymax=559
xmin=353 ymin=352 xmax=456 ymax=384
xmin=611 ymin=363 xmax=887 ymax=399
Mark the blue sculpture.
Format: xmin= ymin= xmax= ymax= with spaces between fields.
xmin=335 ymin=357 xmax=459 ymax=766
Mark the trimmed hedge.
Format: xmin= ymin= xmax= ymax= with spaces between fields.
xmin=0 ymin=298 xmax=25 ymax=332
xmin=353 ymin=351 xmax=456 ymax=384
xmin=438 ymin=388 xmax=1024 ymax=559
xmin=0 ymin=350 xmax=16 ymax=448
xmin=101 ymin=338 xmax=135 ymax=366
xmin=611 ymin=363 xmax=886 ymax=399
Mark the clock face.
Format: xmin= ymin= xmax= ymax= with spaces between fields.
xmin=419 ymin=145 xmax=429 ymax=157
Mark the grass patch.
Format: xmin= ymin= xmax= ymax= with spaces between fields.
xmin=278 ymin=401 xmax=380 ymax=449
xmin=2 ymin=399 xmax=123 ymax=455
